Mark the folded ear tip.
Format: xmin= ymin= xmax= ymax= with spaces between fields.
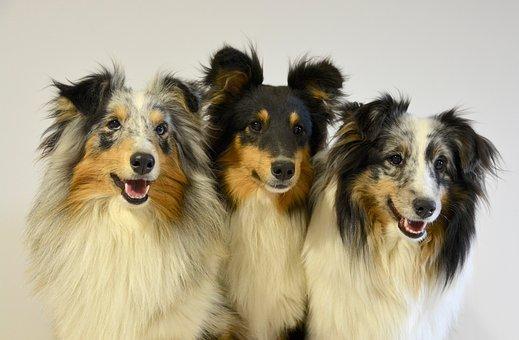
xmin=210 ymin=45 xmax=254 ymax=70
xmin=204 ymin=45 xmax=263 ymax=93
xmin=316 ymin=58 xmax=343 ymax=77
xmin=288 ymin=57 xmax=344 ymax=92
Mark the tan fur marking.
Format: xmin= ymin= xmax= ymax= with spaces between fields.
xmin=219 ymin=137 xmax=313 ymax=212
xmin=211 ymin=71 xmax=249 ymax=105
xmin=350 ymin=169 xmax=447 ymax=288
xmin=55 ymin=97 xmax=79 ymax=121
xmin=65 ymin=136 xmax=132 ymax=213
xmin=65 ymin=132 xmax=187 ymax=223
xmin=150 ymin=110 xmax=164 ymax=125
xmin=218 ymin=136 xmax=268 ymax=204
xmin=112 ymin=105 xmax=128 ymax=121
xmin=258 ymin=109 xmax=270 ymax=123
xmin=276 ymin=147 xmax=313 ymax=212
xmin=308 ymin=86 xmax=329 ymax=101
xmin=350 ymin=172 xmax=396 ymax=230
xmin=149 ymin=145 xmax=187 ymax=222
xmin=289 ymin=112 xmax=300 ymax=126
xmin=170 ymin=87 xmax=198 ymax=114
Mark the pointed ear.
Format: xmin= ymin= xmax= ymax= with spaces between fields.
xmin=352 ymin=94 xmax=409 ymax=141
xmin=438 ymin=110 xmax=499 ymax=184
xmin=288 ymin=58 xmax=344 ymax=153
xmin=53 ymin=67 xmax=123 ymax=116
xmin=157 ymin=75 xmax=201 ymax=113
xmin=288 ymin=58 xmax=344 ymax=117
xmin=203 ymin=46 xmax=263 ymax=104
xmin=40 ymin=67 xmax=124 ymax=157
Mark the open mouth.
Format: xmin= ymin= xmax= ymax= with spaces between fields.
xmin=388 ymin=199 xmax=427 ymax=239
xmin=110 ymin=173 xmax=151 ymax=205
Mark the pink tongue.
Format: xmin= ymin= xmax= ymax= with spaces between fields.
xmin=124 ymin=180 xmax=149 ymax=198
xmin=406 ymin=219 xmax=426 ymax=232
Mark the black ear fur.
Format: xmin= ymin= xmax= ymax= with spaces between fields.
xmin=437 ymin=110 xmax=499 ymax=194
xmin=352 ymin=94 xmax=409 ymax=141
xmin=203 ymin=45 xmax=263 ymax=100
xmin=287 ymin=58 xmax=344 ymax=103
xmin=435 ymin=110 xmax=499 ymax=283
xmin=160 ymin=76 xmax=200 ymax=113
xmin=287 ymin=58 xmax=344 ymax=154
xmin=327 ymin=94 xmax=409 ymax=249
xmin=40 ymin=67 xmax=123 ymax=157
xmin=53 ymin=68 xmax=115 ymax=117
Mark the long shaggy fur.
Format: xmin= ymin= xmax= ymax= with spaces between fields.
xmin=203 ymin=45 xmax=344 ymax=339
xmin=304 ymin=94 xmax=499 ymax=339
xmin=26 ymin=66 xmax=233 ymax=339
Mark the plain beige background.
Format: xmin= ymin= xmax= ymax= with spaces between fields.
xmin=1 ymin=0 xmax=518 ymax=338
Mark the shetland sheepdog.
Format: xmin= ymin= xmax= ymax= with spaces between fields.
xmin=304 ymin=95 xmax=498 ymax=339
xmin=203 ymin=46 xmax=344 ymax=339
xmin=26 ymin=66 xmax=233 ymax=339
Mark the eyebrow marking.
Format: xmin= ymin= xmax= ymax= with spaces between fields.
xmin=111 ymin=105 xmax=128 ymax=121
xmin=257 ymin=109 xmax=270 ymax=123
xmin=150 ymin=110 xmax=164 ymax=125
xmin=289 ymin=112 xmax=300 ymax=126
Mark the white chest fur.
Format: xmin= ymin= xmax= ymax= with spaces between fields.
xmin=27 ymin=200 xmax=223 ymax=340
xmin=225 ymin=191 xmax=307 ymax=340
xmin=303 ymin=184 xmax=470 ymax=340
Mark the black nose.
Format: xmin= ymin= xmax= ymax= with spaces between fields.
xmin=413 ymin=198 xmax=436 ymax=219
xmin=130 ymin=153 xmax=155 ymax=175
xmin=271 ymin=161 xmax=295 ymax=181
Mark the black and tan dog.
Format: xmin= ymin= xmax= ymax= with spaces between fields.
xmin=204 ymin=46 xmax=344 ymax=339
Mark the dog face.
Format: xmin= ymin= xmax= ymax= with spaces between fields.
xmin=42 ymin=68 xmax=203 ymax=221
xmin=364 ymin=115 xmax=450 ymax=241
xmin=220 ymin=87 xmax=314 ymax=194
xmin=204 ymin=46 xmax=343 ymax=209
xmin=330 ymin=96 xmax=498 ymax=278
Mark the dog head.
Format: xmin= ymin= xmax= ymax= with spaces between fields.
xmin=204 ymin=46 xmax=344 ymax=209
xmin=330 ymin=95 xmax=498 ymax=279
xmin=42 ymin=66 xmax=204 ymax=221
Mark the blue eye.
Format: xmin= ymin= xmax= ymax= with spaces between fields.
xmin=155 ymin=123 xmax=168 ymax=136
xmin=107 ymin=119 xmax=121 ymax=130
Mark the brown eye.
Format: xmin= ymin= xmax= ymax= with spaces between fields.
xmin=155 ymin=123 xmax=168 ymax=136
xmin=293 ymin=124 xmax=304 ymax=135
xmin=107 ymin=119 xmax=121 ymax=130
xmin=389 ymin=154 xmax=403 ymax=166
xmin=434 ymin=157 xmax=446 ymax=171
xmin=250 ymin=120 xmax=262 ymax=132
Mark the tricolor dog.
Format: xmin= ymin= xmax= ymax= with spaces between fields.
xmin=304 ymin=95 xmax=498 ymax=339
xmin=26 ymin=67 xmax=232 ymax=339
xmin=203 ymin=46 xmax=344 ymax=339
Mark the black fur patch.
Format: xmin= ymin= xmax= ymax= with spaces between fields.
xmin=288 ymin=58 xmax=344 ymax=153
xmin=159 ymin=138 xmax=171 ymax=154
xmin=327 ymin=94 xmax=499 ymax=282
xmin=54 ymin=68 xmax=115 ymax=135
xmin=161 ymin=76 xmax=200 ymax=113
xmin=41 ymin=67 xmax=121 ymax=157
xmin=329 ymin=95 xmax=408 ymax=247
xmin=203 ymin=45 xmax=263 ymax=93
xmin=99 ymin=132 xmax=115 ymax=150
xmin=204 ymin=45 xmax=344 ymax=171
xmin=434 ymin=109 xmax=499 ymax=282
